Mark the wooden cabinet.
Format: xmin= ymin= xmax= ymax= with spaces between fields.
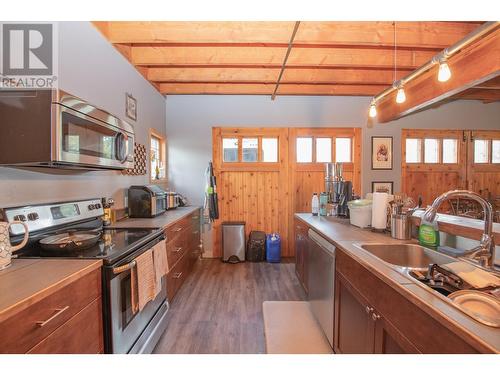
xmin=0 ymin=266 xmax=103 ymax=354
xmin=294 ymin=219 xmax=309 ymax=294
xmin=335 ymin=248 xmax=480 ymax=354
xmin=165 ymin=210 xmax=201 ymax=302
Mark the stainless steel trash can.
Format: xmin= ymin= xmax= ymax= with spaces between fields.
xmin=222 ymin=221 xmax=246 ymax=263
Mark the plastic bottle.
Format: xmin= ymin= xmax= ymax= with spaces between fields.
xmin=418 ymin=215 xmax=440 ymax=248
xmin=319 ymin=192 xmax=328 ymax=216
xmin=312 ymin=193 xmax=319 ymax=216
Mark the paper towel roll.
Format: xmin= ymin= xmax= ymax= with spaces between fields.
xmin=371 ymin=192 xmax=388 ymax=229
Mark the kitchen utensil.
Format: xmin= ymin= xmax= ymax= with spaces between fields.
xmin=448 ymin=290 xmax=500 ymax=327
xmin=390 ymin=213 xmax=412 ymax=240
xmin=39 ymin=230 xmax=102 ymax=252
xmin=0 ymin=221 xmax=29 ymax=270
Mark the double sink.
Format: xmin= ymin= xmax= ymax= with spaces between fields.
xmin=355 ymin=243 xmax=500 ymax=327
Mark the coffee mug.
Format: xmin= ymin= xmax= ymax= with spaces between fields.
xmin=0 ymin=221 xmax=29 ymax=270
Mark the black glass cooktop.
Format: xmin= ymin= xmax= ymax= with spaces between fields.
xmin=17 ymin=227 xmax=161 ymax=265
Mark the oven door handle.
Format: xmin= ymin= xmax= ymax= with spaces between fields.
xmin=112 ymin=259 xmax=137 ymax=274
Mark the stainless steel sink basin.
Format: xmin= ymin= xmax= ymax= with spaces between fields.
xmin=359 ymin=243 xmax=454 ymax=270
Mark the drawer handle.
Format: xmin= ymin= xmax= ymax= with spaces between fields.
xmin=193 ymin=231 xmax=199 ymax=235
xmin=36 ymin=306 xmax=69 ymax=327
xmin=365 ymin=306 xmax=373 ymax=315
xmin=174 ymin=227 xmax=183 ymax=232
xmin=371 ymin=312 xmax=381 ymax=321
xmin=173 ymin=247 xmax=183 ymax=253
xmin=192 ymin=216 xmax=199 ymax=220
xmin=173 ymin=272 xmax=183 ymax=279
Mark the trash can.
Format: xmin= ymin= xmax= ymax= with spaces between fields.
xmin=222 ymin=221 xmax=245 ymax=263
xmin=266 ymin=233 xmax=281 ymax=263
xmin=246 ymin=231 xmax=266 ymax=262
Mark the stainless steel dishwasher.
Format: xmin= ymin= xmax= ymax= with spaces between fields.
xmin=307 ymin=228 xmax=335 ymax=347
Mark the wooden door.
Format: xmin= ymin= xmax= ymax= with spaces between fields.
xmin=402 ymin=129 xmax=467 ymax=207
xmin=373 ymin=314 xmax=420 ymax=354
xmin=334 ymin=272 xmax=375 ymax=354
xmin=467 ymin=130 xmax=500 ymax=201
xmin=212 ymin=128 xmax=289 ymax=257
xmin=289 ymin=128 xmax=362 ymax=255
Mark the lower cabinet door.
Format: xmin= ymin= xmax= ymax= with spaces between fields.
xmin=27 ymin=298 xmax=103 ymax=354
xmin=334 ymin=273 xmax=375 ymax=354
xmin=374 ymin=314 xmax=420 ymax=354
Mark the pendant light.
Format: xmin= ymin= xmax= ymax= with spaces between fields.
xmin=396 ymin=86 xmax=406 ymax=103
xmin=438 ymin=59 xmax=452 ymax=82
xmin=369 ymin=101 xmax=377 ymax=118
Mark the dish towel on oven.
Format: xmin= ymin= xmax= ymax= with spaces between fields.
xmin=131 ymin=249 xmax=156 ymax=313
xmin=153 ymin=240 xmax=169 ymax=297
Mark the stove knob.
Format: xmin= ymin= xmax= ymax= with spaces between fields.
xmin=27 ymin=212 xmax=39 ymax=221
xmin=13 ymin=214 xmax=27 ymax=222
xmin=88 ymin=204 xmax=95 ymax=211
xmin=96 ymin=203 xmax=102 ymax=209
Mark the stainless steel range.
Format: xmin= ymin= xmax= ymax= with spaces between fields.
xmin=0 ymin=198 xmax=169 ymax=354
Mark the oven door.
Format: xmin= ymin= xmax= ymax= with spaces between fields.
xmin=55 ymin=105 xmax=134 ymax=169
xmin=103 ymin=237 xmax=168 ymax=354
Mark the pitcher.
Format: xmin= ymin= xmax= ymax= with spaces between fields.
xmin=0 ymin=221 xmax=29 ymax=270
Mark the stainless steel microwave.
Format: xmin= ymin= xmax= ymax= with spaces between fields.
xmin=0 ymin=89 xmax=135 ymax=170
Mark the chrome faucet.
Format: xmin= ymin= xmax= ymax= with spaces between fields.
xmin=423 ymin=190 xmax=496 ymax=270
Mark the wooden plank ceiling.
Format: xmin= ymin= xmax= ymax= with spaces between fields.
xmin=93 ymin=21 xmax=486 ymax=97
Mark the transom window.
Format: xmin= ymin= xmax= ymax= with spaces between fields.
xmin=406 ymin=137 xmax=459 ymax=164
xmin=296 ymin=136 xmax=352 ymax=163
xmin=222 ymin=136 xmax=279 ymax=163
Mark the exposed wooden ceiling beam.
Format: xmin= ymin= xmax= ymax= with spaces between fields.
xmin=272 ymin=21 xmax=301 ymax=99
xmin=99 ymin=21 xmax=480 ymax=50
xmin=159 ymin=83 xmax=386 ymax=95
xmin=376 ymin=28 xmax=500 ymax=123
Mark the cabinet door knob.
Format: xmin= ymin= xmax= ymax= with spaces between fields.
xmin=371 ymin=312 xmax=381 ymax=321
xmin=365 ymin=306 xmax=374 ymax=314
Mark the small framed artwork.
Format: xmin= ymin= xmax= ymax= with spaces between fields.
xmin=125 ymin=93 xmax=137 ymax=121
xmin=372 ymin=181 xmax=394 ymax=195
xmin=371 ymin=136 xmax=393 ymax=170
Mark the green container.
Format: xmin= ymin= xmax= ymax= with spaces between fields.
xmin=418 ymin=218 xmax=440 ymax=248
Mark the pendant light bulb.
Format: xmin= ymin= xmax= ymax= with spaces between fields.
xmin=396 ymin=87 xmax=406 ymax=104
xmin=438 ymin=61 xmax=451 ymax=82
xmin=369 ymin=103 xmax=377 ymax=118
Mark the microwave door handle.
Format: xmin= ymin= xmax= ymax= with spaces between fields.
xmin=115 ymin=132 xmax=129 ymax=163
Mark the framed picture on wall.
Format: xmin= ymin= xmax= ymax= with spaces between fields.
xmin=125 ymin=93 xmax=137 ymax=121
xmin=371 ymin=136 xmax=393 ymax=170
xmin=372 ymin=181 xmax=393 ymax=195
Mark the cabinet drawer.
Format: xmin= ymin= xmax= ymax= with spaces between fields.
xmin=28 ymin=298 xmax=103 ymax=354
xmin=0 ymin=268 xmax=101 ymax=354
xmin=165 ymin=216 xmax=190 ymax=239
xmin=166 ymin=253 xmax=189 ymax=302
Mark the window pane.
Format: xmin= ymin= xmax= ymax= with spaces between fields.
xmin=405 ymin=139 xmax=421 ymax=163
xmin=242 ymin=138 xmax=258 ymax=162
xmin=424 ymin=139 xmax=439 ymax=163
xmin=296 ymin=137 xmax=312 ymax=163
xmin=316 ymin=138 xmax=332 ymax=162
xmin=262 ymin=138 xmax=278 ymax=162
xmin=492 ymin=140 xmax=500 ymax=164
xmin=335 ymin=138 xmax=351 ymax=162
xmin=442 ymin=139 xmax=458 ymax=164
xmin=223 ymin=138 xmax=239 ymax=162
xmin=474 ymin=139 xmax=489 ymax=163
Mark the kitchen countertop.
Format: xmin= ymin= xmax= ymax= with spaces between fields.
xmin=295 ymin=213 xmax=500 ymax=353
xmin=110 ymin=206 xmax=201 ymax=229
xmin=0 ymin=258 xmax=102 ymax=323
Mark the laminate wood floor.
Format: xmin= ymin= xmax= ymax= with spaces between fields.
xmin=153 ymin=259 xmax=306 ymax=354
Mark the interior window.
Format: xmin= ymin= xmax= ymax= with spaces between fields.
xmin=150 ymin=133 xmax=166 ymax=180
xmin=335 ymin=138 xmax=351 ymax=162
xmin=262 ymin=138 xmax=278 ymax=162
xmin=296 ymin=137 xmax=313 ymax=163
xmin=442 ymin=139 xmax=458 ymax=164
xmin=405 ymin=138 xmax=422 ymax=163
xmin=223 ymin=138 xmax=239 ymax=162
xmin=242 ymin=138 xmax=258 ymax=162
xmin=492 ymin=140 xmax=500 ymax=163
xmin=474 ymin=139 xmax=489 ymax=163
xmin=424 ymin=139 xmax=439 ymax=163
xmin=316 ymin=138 xmax=332 ymax=163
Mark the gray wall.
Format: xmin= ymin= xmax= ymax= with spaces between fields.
xmin=165 ymin=95 xmax=500 ymax=206
xmin=0 ymin=22 xmax=166 ymax=208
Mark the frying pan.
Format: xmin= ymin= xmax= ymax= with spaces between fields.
xmin=39 ymin=230 xmax=102 ymax=252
